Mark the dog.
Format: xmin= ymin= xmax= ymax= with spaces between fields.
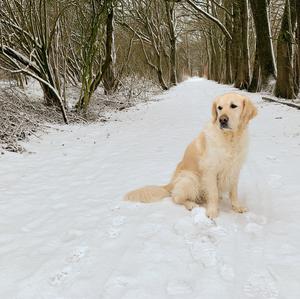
xmin=124 ymin=93 xmax=257 ymax=218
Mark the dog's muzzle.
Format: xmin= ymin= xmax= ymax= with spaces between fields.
xmin=219 ymin=115 xmax=229 ymax=129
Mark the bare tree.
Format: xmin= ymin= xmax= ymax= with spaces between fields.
xmin=233 ymin=0 xmax=250 ymax=90
xmin=0 ymin=0 xmax=71 ymax=123
xmin=165 ymin=0 xmax=178 ymax=86
xmin=75 ymin=0 xmax=111 ymax=110
xmin=274 ymin=0 xmax=297 ymax=99
xmin=120 ymin=0 xmax=182 ymax=90
xmin=294 ymin=0 xmax=300 ymax=94
xmin=102 ymin=5 xmax=117 ymax=95
xmin=249 ymin=0 xmax=277 ymax=91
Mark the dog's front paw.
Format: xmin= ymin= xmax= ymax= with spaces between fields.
xmin=232 ymin=205 xmax=248 ymax=213
xmin=184 ymin=201 xmax=199 ymax=211
xmin=206 ymin=207 xmax=219 ymax=219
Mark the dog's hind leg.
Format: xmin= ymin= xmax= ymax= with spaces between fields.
xmin=172 ymin=194 xmax=198 ymax=211
xmin=171 ymin=171 xmax=200 ymax=211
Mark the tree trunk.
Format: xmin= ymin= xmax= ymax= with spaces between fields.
xmin=233 ymin=0 xmax=250 ymax=89
xmin=209 ymin=33 xmax=218 ymax=81
xmin=248 ymin=43 xmax=261 ymax=92
xmin=40 ymin=82 xmax=68 ymax=124
xmin=204 ymin=35 xmax=212 ymax=79
xmin=274 ymin=0 xmax=296 ymax=99
xmin=231 ymin=1 xmax=239 ymax=83
xmin=234 ymin=0 xmax=250 ymax=89
xmin=165 ymin=1 xmax=177 ymax=86
xmin=224 ymin=0 xmax=233 ymax=84
xmin=249 ymin=0 xmax=277 ymax=90
xmin=157 ymin=63 xmax=169 ymax=90
xmin=294 ymin=0 xmax=300 ymax=95
xmin=102 ymin=7 xmax=116 ymax=95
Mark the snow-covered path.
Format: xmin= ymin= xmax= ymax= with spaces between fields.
xmin=1 ymin=78 xmax=300 ymax=299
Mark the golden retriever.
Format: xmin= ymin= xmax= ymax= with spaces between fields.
xmin=125 ymin=93 xmax=257 ymax=218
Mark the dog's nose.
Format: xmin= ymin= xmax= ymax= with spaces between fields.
xmin=219 ymin=115 xmax=229 ymax=125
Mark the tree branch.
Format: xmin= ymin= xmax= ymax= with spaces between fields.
xmin=185 ymin=0 xmax=232 ymax=40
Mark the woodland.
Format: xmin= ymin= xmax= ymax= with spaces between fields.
xmin=0 ymin=0 xmax=299 ymax=129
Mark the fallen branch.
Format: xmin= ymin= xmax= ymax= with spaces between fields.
xmin=262 ymin=96 xmax=300 ymax=110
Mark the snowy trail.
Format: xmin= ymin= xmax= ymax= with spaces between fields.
xmin=1 ymin=78 xmax=300 ymax=299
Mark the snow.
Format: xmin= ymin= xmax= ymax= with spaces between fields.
xmin=1 ymin=78 xmax=300 ymax=298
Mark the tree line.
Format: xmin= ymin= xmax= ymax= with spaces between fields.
xmin=0 ymin=0 xmax=299 ymax=123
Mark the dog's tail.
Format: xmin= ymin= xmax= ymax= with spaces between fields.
xmin=124 ymin=184 xmax=172 ymax=203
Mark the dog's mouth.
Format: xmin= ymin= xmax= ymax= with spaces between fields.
xmin=220 ymin=123 xmax=231 ymax=130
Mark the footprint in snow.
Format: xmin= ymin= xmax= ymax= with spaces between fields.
xmin=245 ymin=213 xmax=266 ymax=237
xmin=190 ymin=236 xmax=217 ymax=268
xmin=110 ymin=205 xmax=120 ymax=211
xmin=245 ymin=222 xmax=263 ymax=236
xmin=246 ymin=212 xmax=267 ymax=225
xmin=266 ymin=155 xmax=278 ymax=162
xmin=193 ymin=207 xmax=228 ymax=243
xmin=173 ymin=216 xmax=197 ymax=238
xmin=105 ymin=215 xmax=126 ymax=239
xmin=243 ymin=271 xmax=279 ymax=298
xmin=107 ymin=227 xmax=121 ymax=239
xmin=49 ymin=246 xmax=88 ymax=286
xmin=219 ymin=263 xmax=235 ymax=282
xmin=112 ymin=215 xmax=126 ymax=227
xmin=103 ymin=276 xmax=138 ymax=298
xmin=49 ymin=266 xmax=72 ymax=286
xmin=166 ymin=279 xmax=193 ymax=295
xmin=192 ymin=207 xmax=215 ymax=227
xmin=66 ymin=246 xmax=88 ymax=263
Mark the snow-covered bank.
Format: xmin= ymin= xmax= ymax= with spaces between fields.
xmin=0 ymin=76 xmax=159 ymax=152
xmin=0 ymin=78 xmax=299 ymax=298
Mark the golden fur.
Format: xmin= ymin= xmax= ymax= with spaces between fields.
xmin=125 ymin=93 xmax=257 ymax=218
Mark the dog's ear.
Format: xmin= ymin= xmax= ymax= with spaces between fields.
xmin=240 ymin=97 xmax=257 ymax=127
xmin=211 ymin=100 xmax=218 ymax=123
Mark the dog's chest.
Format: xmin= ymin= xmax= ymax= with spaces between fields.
xmin=204 ymin=134 xmax=248 ymax=190
xmin=208 ymin=137 xmax=245 ymax=165
xmin=219 ymin=141 xmax=247 ymax=189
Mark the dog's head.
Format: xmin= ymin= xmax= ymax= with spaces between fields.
xmin=211 ymin=93 xmax=257 ymax=132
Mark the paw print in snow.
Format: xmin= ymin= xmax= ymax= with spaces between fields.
xmin=190 ymin=236 xmax=217 ymax=268
xmin=245 ymin=223 xmax=263 ymax=236
xmin=246 ymin=212 xmax=267 ymax=225
xmin=49 ymin=246 xmax=88 ymax=286
xmin=112 ymin=216 xmax=126 ymax=227
xmin=66 ymin=246 xmax=88 ymax=263
xmin=49 ymin=266 xmax=72 ymax=286
xmin=108 ymin=227 xmax=121 ymax=239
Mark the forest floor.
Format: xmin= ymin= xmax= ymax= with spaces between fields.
xmin=0 ymin=78 xmax=299 ymax=299
xmin=0 ymin=77 xmax=159 ymax=152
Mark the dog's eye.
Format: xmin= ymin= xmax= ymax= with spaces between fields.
xmin=217 ymin=106 xmax=223 ymax=110
xmin=230 ymin=103 xmax=237 ymax=109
